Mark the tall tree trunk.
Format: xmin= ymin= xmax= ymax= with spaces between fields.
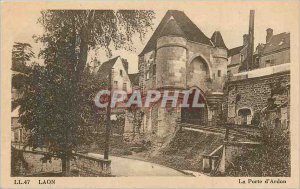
xmin=76 ymin=29 xmax=89 ymax=82
xmin=61 ymin=154 xmax=70 ymax=176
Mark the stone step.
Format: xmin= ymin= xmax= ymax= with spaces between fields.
xmin=178 ymin=122 xmax=262 ymax=141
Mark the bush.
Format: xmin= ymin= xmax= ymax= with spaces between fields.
xmin=227 ymin=125 xmax=290 ymax=177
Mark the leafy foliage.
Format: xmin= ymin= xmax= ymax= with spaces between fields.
xmin=227 ymin=126 xmax=290 ymax=177
xmin=36 ymin=10 xmax=155 ymax=79
xmin=11 ymin=42 xmax=35 ymax=110
xmin=18 ymin=10 xmax=155 ymax=175
xmin=12 ymin=42 xmax=34 ymax=73
xmin=227 ymin=78 xmax=290 ymax=177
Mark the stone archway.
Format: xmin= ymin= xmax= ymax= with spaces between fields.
xmin=237 ymin=107 xmax=253 ymax=125
xmin=188 ymin=54 xmax=212 ymax=79
xmin=187 ymin=55 xmax=211 ymax=91
xmin=181 ymin=88 xmax=208 ymax=125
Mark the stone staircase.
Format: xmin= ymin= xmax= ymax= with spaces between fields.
xmin=175 ymin=121 xmax=262 ymax=174
xmin=178 ymin=122 xmax=262 ymax=142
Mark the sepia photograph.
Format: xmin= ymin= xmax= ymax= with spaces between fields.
xmin=1 ymin=1 xmax=299 ymax=188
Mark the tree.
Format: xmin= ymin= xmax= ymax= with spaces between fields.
xmin=11 ymin=42 xmax=35 ymax=110
xmin=12 ymin=42 xmax=34 ymax=73
xmin=19 ymin=10 xmax=155 ymax=176
xmin=37 ymin=10 xmax=155 ymax=80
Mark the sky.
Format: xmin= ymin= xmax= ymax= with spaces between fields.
xmin=12 ymin=3 xmax=295 ymax=74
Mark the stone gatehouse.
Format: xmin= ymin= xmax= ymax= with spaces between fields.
xmin=123 ymin=9 xmax=290 ymax=145
xmin=124 ymin=10 xmax=228 ymax=142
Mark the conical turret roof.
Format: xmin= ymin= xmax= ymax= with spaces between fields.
xmin=211 ymin=31 xmax=227 ymax=49
xmin=139 ymin=10 xmax=212 ymax=55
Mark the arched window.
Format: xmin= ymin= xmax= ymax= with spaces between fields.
xmin=238 ymin=108 xmax=252 ymax=125
xmin=188 ymin=56 xmax=210 ymax=88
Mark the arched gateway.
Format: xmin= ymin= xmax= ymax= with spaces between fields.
xmin=181 ymin=88 xmax=208 ymax=125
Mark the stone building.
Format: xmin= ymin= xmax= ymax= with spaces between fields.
xmin=258 ymin=29 xmax=290 ymax=68
xmin=226 ymin=27 xmax=290 ymax=126
xmin=124 ymin=10 xmax=228 ymax=142
xmin=228 ymin=28 xmax=290 ymax=75
xmin=95 ymin=56 xmax=132 ymax=93
xmin=227 ymin=35 xmax=248 ymax=76
xmin=225 ymin=64 xmax=290 ymax=126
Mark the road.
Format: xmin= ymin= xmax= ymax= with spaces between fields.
xmin=12 ymin=144 xmax=203 ymax=177
xmin=88 ymin=153 xmax=188 ymax=176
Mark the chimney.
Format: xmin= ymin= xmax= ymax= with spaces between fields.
xmin=266 ymin=28 xmax=273 ymax=43
xmin=243 ymin=34 xmax=248 ymax=45
xmin=247 ymin=10 xmax=255 ymax=70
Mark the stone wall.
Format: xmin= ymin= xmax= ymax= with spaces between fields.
xmin=72 ymin=153 xmax=111 ymax=176
xmin=123 ymin=109 xmax=144 ymax=142
xmin=226 ymin=71 xmax=290 ymax=124
xmin=13 ymin=151 xmax=62 ymax=176
xmin=13 ymin=150 xmax=111 ymax=176
xmin=156 ymin=36 xmax=187 ymax=89
xmin=135 ymin=31 xmax=228 ymax=144
xmin=220 ymin=142 xmax=261 ymax=174
xmin=186 ymin=42 xmax=227 ymax=93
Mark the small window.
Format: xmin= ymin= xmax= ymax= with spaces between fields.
xmin=123 ymin=83 xmax=127 ymax=90
xmin=114 ymin=81 xmax=118 ymax=86
xmin=255 ymin=57 xmax=260 ymax=67
xmin=218 ymin=70 xmax=221 ymax=77
xmin=265 ymin=59 xmax=274 ymax=67
xmin=146 ymin=72 xmax=150 ymax=80
xmin=120 ymin=70 xmax=123 ymax=77
xmin=240 ymin=54 xmax=244 ymax=62
xmin=153 ymin=64 xmax=156 ymax=75
xmin=213 ymin=73 xmax=215 ymax=79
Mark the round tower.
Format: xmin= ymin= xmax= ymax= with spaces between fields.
xmin=210 ymin=31 xmax=228 ymax=92
xmin=156 ymin=18 xmax=187 ymax=89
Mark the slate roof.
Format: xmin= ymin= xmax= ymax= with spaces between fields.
xmin=211 ymin=31 xmax=227 ymax=49
xmin=262 ymin=32 xmax=290 ymax=55
xmin=159 ymin=18 xmax=185 ymax=37
xmin=139 ymin=10 xmax=212 ymax=56
xmin=97 ymin=56 xmax=120 ymax=78
xmin=228 ymin=45 xmax=244 ymax=57
xmin=128 ymin=73 xmax=139 ymax=86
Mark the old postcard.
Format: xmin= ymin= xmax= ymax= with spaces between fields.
xmin=1 ymin=0 xmax=299 ymax=188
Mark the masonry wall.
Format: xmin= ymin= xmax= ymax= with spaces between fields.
xmin=134 ymin=37 xmax=229 ymax=145
xmin=211 ymin=47 xmax=228 ymax=92
xmin=157 ymin=107 xmax=180 ymax=139
xmin=156 ymin=36 xmax=187 ymax=89
xmin=226 ymin=72 xmax=290 ymax=124
xmin=186 ymin=42 xmax=227 ymax=93
xmin=138 ymin=50 xmax=156 ymax=93
xmin=227 ymin=64 xmax=240 ymax=76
